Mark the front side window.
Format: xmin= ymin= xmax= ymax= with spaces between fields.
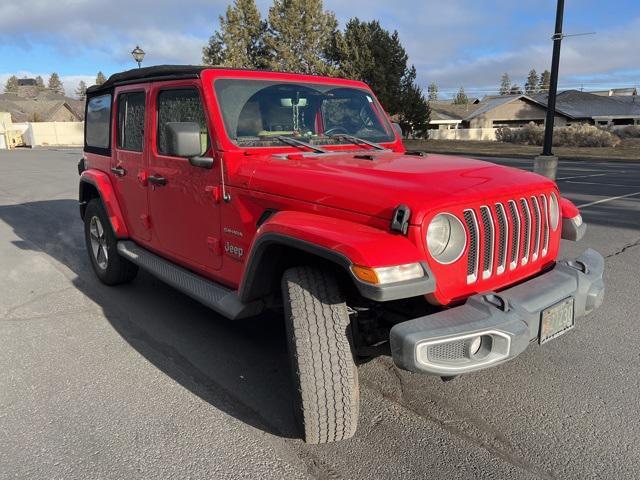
xmin=214 ymin=79 xmax=395 ymax=148
xmin=117 ymin=91 xmax=145 ymax=152
xmin=86 ymin=94 xmax=112 ymax=149
xmin=157 ymin=89 xmax=209 ymax=156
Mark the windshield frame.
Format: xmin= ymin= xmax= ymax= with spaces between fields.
xmin=202 ymin=69 xmax=402 ymax=153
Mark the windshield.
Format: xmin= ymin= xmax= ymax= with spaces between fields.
xmin=214 ymin=79 xmax=396 ymax=148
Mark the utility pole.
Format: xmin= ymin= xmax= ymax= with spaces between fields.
xmin=534 ymin=0 xmax=565 ymax=180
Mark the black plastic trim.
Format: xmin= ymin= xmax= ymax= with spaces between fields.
xmin=562 ymin=217 xmax=587 ymax=241
xmin=391 ymin=204 xmax=411 ymax=234
xmin=117 ymin=241 xmax=263 ymax=320
xmin=239 ymin=232 xmax=436 ymax=303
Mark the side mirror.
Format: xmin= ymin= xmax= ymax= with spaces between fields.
xmin=165 ymin=122 xmax=214 ymax=169
xmin=165 ymin=122 xmax=203 ymax=158
xmin=392 ymin=122 xmax=404 ymax=139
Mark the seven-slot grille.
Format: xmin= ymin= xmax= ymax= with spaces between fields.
xmin=463 ymin=194 xmax=552 ymax=284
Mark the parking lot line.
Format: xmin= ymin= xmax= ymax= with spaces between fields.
xmin=566 ymin=181 xmax=640 ymax=188
xmin=577 ymin=191 xmax=640 ymax=209
xmin=557 ymin=173 xmax=610 ymax=180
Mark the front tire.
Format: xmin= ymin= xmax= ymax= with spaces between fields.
xmin=84 ymin=198 xmax=138 ymax=285
xmin=282 ymin=266 xmax=359 ymax=444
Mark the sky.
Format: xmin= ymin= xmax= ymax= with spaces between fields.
xmin=0 ymin=0 xmax=638 ymax=98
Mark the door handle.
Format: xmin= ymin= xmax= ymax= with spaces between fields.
xmin=148 ymin=175 xmax=168 ymax=186
xmin=111 ymin=166 xmax=127 ymax=177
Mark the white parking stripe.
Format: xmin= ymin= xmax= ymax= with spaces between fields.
xmin=557 ymin=173 xmax=609 ymax=180
xmin=577 ymin=191 xmax=640 ymax=209
xmin=567 ymin=181 xmax=640 ymax=188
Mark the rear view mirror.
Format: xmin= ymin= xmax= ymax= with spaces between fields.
xmin=165 ymin=122 xmax=202 ymax=158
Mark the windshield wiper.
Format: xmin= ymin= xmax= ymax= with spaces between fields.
xmin=329 ymin=134 xmax=385 ymax=151
xmin=276 ymin=135 xmax=328 ymax=154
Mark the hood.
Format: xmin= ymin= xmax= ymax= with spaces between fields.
xmin=242 ymin=151 xmax=556 ymax=224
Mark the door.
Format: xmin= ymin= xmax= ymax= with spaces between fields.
xmin=147 ymin=84 xmax=222 ymax=271
xmin=112 ymin=88 xmax=151 ymax=241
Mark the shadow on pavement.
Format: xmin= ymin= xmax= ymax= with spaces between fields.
xmin=0 ymin=199 xmax=299 ymax=440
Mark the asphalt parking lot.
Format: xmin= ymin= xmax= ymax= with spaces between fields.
xmin=1 ymin=148 xmax=639 ymax=479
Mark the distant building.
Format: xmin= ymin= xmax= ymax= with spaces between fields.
xmin=590 ymin=87 xmax=637 ymax=97
xmin=0 ymin=94 xmax=83 ymax=122
xmin=430 ymin=95 xmax=572 ymax=129
xmin=429 ymin=90 xmax=640 ymax=130
xmin=0 ymin=76 xmax=84 ymax=122
xmin=17 ymin=78 xmax=37 ymax=87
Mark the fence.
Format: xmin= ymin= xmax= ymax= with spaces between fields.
xmin=24 ymin=122 xmax=84 ymax=147
xmin=428 ymin=128 xmax=497 ymax=141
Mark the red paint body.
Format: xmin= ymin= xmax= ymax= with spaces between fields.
xmin=82 ymin=68 xmax=578 ymax=305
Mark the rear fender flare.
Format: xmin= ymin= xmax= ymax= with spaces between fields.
xmin=239 ymin=211 xmax=434 ymax=303
xmin=79 ymin=170 xmax=129 ymax=238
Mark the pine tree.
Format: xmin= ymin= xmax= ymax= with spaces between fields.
xmin=48 ymin=73 xmax=65 ymax=95
xmin=35 ymin=76 xmax=45 ymax=90
xmin=331 ymin=19 xmax=408 ymax=115
xmin=266 ymin=0 xmax=338 ymax=75
xmin=4 ymin=75 xmax=19 ymax=93
xmin=202 ymin=0 xmax=268 ymax=68
xmin=509 ymin=84 xmax=523 ymax=95
xmin=398 ymin=66 xmax=431 ymax=138
xmin=75 ymin=81 xmax=87 ymax=99
xmin=499 ymin=73 xmax=511 ymax=95
xmin=96 ymin=71 xmax=107 ymax=85
xmin=453 ymin=87 xmax=468 ymax=105
xmin=427 ymin=82 xmax=438 ymax=101
xmin=525 ymin=69 xmax=539 ymax=95
xmin=538 ymin=70 xmax=551 ymax=94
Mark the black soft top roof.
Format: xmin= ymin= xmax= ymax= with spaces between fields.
xmin=86 ymin=65 xmax=207 ymax=95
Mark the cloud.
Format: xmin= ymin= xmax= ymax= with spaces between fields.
xmin=419 ymin=16 xmax=640 ymax=96
xmin=0 ymin=0 xmax=637 ymax=98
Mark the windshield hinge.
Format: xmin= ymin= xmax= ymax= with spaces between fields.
xmin=391 ymin=204 xmax=411 ymax=235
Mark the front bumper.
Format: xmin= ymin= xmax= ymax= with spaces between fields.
xmin=390 ymin=249 xmax=605 ymax=376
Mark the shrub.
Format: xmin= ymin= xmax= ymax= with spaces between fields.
xmin=615 ymin=126 xmax=640 ymax=139
xmin=495 ymin=122 xmax=544 ymax=145
xmin=496 ymin=122 xmax=620 ymax=147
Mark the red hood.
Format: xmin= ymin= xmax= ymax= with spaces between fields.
xmin=240 ymin=151 xmax=557 ymax=224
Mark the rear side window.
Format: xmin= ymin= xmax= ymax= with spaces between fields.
xmin=117 ymin=92 xmax=145 ymax=152
xmin=86 ymin=94 xmax=112 ymax=149
xmin=157 ymin=89 xmax=209 ymax=156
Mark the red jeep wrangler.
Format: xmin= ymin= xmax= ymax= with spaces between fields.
xmin=79 ymin=66 xmax=605 ymax=444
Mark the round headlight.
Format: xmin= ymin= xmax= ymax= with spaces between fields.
xmin=426 ymin=213 xmax=466 ymax=264
xmin=549 ymin=193 xmax=560 ymax=231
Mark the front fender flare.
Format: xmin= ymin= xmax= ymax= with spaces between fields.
xmin=560 ymin=197 xmax=586 ymax=241
xmin=79 ymin=170 xmax=129 ymax=238
xmin=239 ymin=211 xmax=435 ymax=303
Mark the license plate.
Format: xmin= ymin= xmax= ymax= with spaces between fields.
xmin=540 ymin=298 xmax=575 ymax=344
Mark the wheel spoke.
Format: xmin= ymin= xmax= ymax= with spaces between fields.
xmin=96 ymin=220 xmax=104 ymax=238
xmin=101 ymin=245 xmax=109 ymax=264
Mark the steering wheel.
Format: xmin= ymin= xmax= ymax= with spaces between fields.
xmin=324 ymin=126 xmax=349 ymax=136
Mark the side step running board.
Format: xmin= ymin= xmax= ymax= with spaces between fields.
xmin=117 ymin=241 xmax=263 ymax=320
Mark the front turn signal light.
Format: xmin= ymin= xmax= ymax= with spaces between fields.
xmin=351 ymin=263 xmax=424 ymax=285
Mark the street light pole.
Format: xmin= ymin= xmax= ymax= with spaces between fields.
xmin=542 ymin=0 xmax=565 ymax=156
xmin=534 ymin=0 xmax=565 ymax=179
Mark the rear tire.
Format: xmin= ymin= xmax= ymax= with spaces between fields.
xmin=282 ymin=266 xmax=359 ymax=444
xmin=84 ymin=198 xmax=138 ymax=285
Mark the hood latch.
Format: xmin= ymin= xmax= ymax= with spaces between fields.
xmin=391 ymin=204 xmax=411 ymax=235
